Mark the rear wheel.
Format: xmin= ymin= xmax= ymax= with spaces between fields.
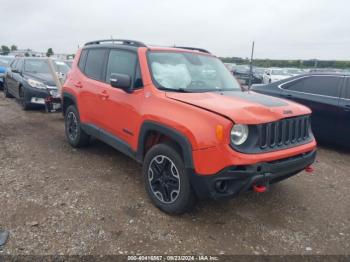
xmin=3 ymin=81 xmax=14 ymax=98
xmin=65 ymin=105 xmax=90 ymax=147
xmin=143 ymin=143 xmax=196 ymax=215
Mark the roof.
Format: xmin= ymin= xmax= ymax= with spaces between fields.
xmin=83 ymin=39 xmax=212 ymax=55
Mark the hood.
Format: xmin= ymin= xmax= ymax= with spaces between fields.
xmin=166 ymin=91 xmax=311 ymax=124
xmin=23 ymin=72 xmax=57 ymax=86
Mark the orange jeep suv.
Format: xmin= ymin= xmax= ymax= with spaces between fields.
xmin=62 ymin=39 xmax=316 ymax=214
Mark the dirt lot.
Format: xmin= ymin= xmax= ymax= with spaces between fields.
xmin=0 ymin=92 xmax=349 ymax=256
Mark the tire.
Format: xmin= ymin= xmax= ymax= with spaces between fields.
xmin=143 ymin=143 xmax=196 ymax=215
xmin=19 ymin=88 xmax=31 ymax=110
xmin=64 ymin=105 xmax=90 ymax=147
xmin=3 ymin=81 xmax=14 ymax=98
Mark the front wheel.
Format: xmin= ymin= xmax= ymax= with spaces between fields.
xmin=143 ymin=143 xmax=196 ymax=215
xmin=65 ymin=105 xmax=90 ymax=147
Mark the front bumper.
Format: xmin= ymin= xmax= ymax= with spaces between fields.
xmin=24 ymin=86 xmax=61 ymax=105
xmin=190 ymin=150 xmax=316 ymax=199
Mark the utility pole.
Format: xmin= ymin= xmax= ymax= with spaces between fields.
xmin=248 ymin=41 xmax=255 ymax=88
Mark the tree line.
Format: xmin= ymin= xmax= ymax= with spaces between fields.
xmin=1 ymin=44 xmax=55 ymax=57
xmin=220 ymin=57 xmax=350 ymax=69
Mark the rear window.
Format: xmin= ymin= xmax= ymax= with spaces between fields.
xmin=84 ymin=49 xmax=107 ymax=80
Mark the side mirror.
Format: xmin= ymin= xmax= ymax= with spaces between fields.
xmin=266 ymin=72 xmax=270 ymax=75
xmin=12 ymin=68 xmax=20 ymax=74
xmin=110 ymin=73 xmax=132 ymax=93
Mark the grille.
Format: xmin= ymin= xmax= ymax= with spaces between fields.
xmin=258 ymin=115 xmax=311 ymax=150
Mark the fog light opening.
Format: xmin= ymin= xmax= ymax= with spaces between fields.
xmin=215 ymin=180 xmax=228 ymax=193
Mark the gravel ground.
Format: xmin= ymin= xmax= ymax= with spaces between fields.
xmin=0 ymin=92 xmax=349 ymax=256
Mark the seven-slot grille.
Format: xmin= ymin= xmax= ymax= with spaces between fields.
xmin=258 ymin=115 xmax=311 ymax=150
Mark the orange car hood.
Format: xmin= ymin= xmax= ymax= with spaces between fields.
xmin=166 ymin=91 xmax=311 ymax=124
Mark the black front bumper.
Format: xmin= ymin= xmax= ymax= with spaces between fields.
xmin=190 ymin=150 xmax=316 ymax=199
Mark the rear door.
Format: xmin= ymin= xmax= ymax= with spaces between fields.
xmin=281 ymin=75 xmax=342 ymax=142
xmin=77 ymin=48 xmax=108 ymax=126
xmin=6 ymin=59 xmax=18 ymax=93
xmin=338 ymin=76 xmax=350 ymax=145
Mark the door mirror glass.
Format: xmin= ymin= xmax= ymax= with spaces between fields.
xmin=110 ymin=73 xmax=132 ymax=93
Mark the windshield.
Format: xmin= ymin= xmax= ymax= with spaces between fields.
xmin=271 ymin=69 xmax=289 ymax=75
xmin=148 ymin=51 xmax=241 ymax=92
xmin=24 ymin=59 xmax=50 ymax=74
xmin=0 ymin=57 xmax=14 ymax=67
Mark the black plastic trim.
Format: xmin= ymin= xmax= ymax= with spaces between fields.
xmin=81 ymin=123 xmax=137 ymax=160
xmin=190 ymin=150 xmax=316 ymax=199
xmin=136 ymin=121 xmax=194 ymax=168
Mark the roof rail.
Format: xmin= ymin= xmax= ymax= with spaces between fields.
xmin=84 ymin=39 xmax=147 ymax=47
xmin=174 ymin=46 xmax=211 ymax=54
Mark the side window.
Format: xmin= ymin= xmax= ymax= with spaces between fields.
xmin=84 ymin=49 xmax=107 ymax=80
xmin=78 ymin=49 xmax=88 ymax=71
xmin=16 ymin=59 xmax=23 ymax=71
xmin=106 ymin=50 xmax=137 ymax=84
xmin=286 ymin=76 xmax=341 ymax=97
xmin=342 ymin=77 xmax=350 ymax=99
xmin=282 ymin=77 xmax=308 ymax=92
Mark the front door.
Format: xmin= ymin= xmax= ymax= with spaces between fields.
xmin=337 ymin=76 xmax=350 ymax=145
xmin=99 ymin=49 xmax=144 ymax=149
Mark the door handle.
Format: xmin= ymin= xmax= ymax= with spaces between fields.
xmin=99 ymin=90 xmax=109 ymax=100
xmin=344 ymin=105 xmax=350 ymax=111
xmin=282 ymin=94 xmax=293 ymax=98
xmin=74 ymin=81 xmax=83 ymax=88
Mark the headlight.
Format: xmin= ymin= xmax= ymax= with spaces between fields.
xmin=27 ymin=79 xmax=47 ymax=89
xmin=231 ymin=124 xmax=249 ymax=145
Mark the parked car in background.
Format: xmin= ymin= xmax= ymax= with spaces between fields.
xmin=62 ymin=39 xmax=316 ymax=214
xmin=262 ymin=68 xmax=291 ymax=84
xmin=252 ymin=72 xmax=350 ymax=146
xmin=253 ymin=67 xmax=266 ymax=81
xmin=223 ymin=62 xmax=236 ymax=74
xmin=0 ymin=56 xmax=15 ymax=89
xmin=3 ymin=57 xmax=70 ymax=111
xmin=285 ymin=68 xmax=303 ymax=76
xmin=233 ymin=65 xmax=262 ymax=85
xmin=64 ymin=60 xmax=73 ymax=68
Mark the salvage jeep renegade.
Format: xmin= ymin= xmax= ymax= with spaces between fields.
xmin=62 ymin=39 xmax=316 ymax=214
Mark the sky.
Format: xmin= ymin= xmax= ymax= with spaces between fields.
xmin=1 ymin=0 xmax=349 ymax=60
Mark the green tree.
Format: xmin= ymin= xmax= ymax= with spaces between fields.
xmin=46 ymin=48 xmax=54 ymax=57
xmin=11 ymin=45 xmax=17 ymax=51
xmin=1 ymin=45 xmax=10 ymax=55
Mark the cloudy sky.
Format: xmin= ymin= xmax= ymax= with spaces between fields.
xmin=1 ymin=0 xmax=349 ymax=60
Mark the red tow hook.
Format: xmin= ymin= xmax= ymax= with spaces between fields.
xmin=253 ymin=184 xmax=267 ymax=193
xmin=305 ymin=165 xmax=314 ymax=173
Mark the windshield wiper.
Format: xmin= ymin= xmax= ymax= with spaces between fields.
xmin=158 ymin=86 xmax=192 ymax=93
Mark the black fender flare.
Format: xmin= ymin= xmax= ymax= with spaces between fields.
xmin=136 ymin=121 xmax=194 ymax=169
xmin=62 ymin=92 xmax=77 ymax=115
